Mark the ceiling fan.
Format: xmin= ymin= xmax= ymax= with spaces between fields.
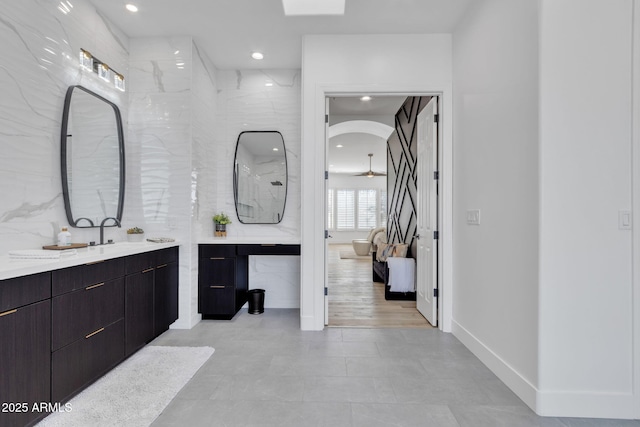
xmin=355 ymin=153 xmax=386 ymax=178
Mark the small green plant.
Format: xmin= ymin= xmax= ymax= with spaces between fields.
xmin=213 ymin=212 xmax=232 ymax=225
xmin=127 ymin=227 xmax=144 ymax=234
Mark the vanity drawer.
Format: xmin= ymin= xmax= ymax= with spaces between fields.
xmin=0 ymin=272 xmax=50 ymax=312
xmin=236 ymin=244 xmax=300 ymax=256
xmin=51 ymin=277 xmax=124 ymax=351
xmin=199 ymin=258 xmax=235 ymax=287
xmin=125 ymin=252 xmax=156 ymax=275
xmin=156 ymin=246 xmax=178 ymax=266
xmin=51 ymin=318 xmax=124 ymax=403
xmin=199 ymin=244 xmax=236 ymax=258
xmin=199 ymin=285 xmax=235 ymax=317
xmin=52 ymin=257 xmax=125 ymax=296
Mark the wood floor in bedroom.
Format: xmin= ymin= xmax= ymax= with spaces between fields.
xmin=327 ymin=244 xmax=433 ymax=328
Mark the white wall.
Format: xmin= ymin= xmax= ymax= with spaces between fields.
xmin=538 ymin=0 xmax=635 ymax=418
xmin=452 ymin=0 xmax=540 ymax=409
xmin=0 ymin=0 xmax=129 ymax=254
xmin=301 ymin=34 xmax=454 ymax=330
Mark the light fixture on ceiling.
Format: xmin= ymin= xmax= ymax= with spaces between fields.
xmin=273 ymin=147 xmax=279 ymax=151
xmin=361 ymin=96 xmax=372 ymax=101
xmin=265 ymin=82 xmax=274 ymax=87
xmin=125 ymin=4 xmax=138 ymax=12
xmin=355 ymin=153 xmax=386 ymax=178
xmin=251 ymin=52 xmax=264 ymax=60
xmin=336 ymin=144 xmax=343 ymax=148
xmin=282 ymin=0 xmax=345 ymax=16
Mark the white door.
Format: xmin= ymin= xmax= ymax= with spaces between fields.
xmin=416 ymin=97 xmax=438 ymax=326
xmin=324 ymin=97 xmax=330 ymax=325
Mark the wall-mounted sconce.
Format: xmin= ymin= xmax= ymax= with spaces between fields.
xmin=79 ymin=48 xmax=125 ymax=92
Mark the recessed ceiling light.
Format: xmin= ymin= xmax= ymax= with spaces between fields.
xmin=125 ymin=4 xmax=138 ymax=12
xmin=273 ymin=148 xmax=279 ymax=151
xmin=251 ymin=52 xmax=264 ymax=60
xmin=174 ymin=50 xmax=180 ymax=55
xmin=265 ymin=82 xmax=273 ymax=87
xmin=361 ymin=96 xmax=372 ymax=101
xmin=336 ymin=144 xmax=343 ymax=148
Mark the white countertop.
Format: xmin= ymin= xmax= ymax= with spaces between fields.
xmin=198 ymin=238 xmax=301 ymax=245
xmin=0 ymin=241 xmax=180 ymax=281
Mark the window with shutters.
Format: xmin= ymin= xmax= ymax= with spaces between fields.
xmin=327 ymin=188 xmax=386 ymax=231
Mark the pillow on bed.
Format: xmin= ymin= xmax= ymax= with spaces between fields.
xmin=376 ymin=243 xmax=408 ymax=262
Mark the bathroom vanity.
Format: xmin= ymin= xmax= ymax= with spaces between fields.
xmin=198 ymin=242 xmax=300 ymax=319
xmin=0 ymin=242 xmax=178 ymax=427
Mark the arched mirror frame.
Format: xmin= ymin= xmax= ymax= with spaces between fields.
xmin=233 ymin=130 xmax=288 ymax=224
xmin=60 ymin=85 xmax=125 ymax=228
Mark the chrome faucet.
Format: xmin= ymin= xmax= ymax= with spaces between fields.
xmin=99 ymin=217 xmax=121 ymax=245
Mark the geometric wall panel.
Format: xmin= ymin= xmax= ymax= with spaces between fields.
xmin=387 ymin=96 xmax=431 ymax=257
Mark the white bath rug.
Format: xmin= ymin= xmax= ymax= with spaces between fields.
xmin=37 ymin=346 xmax=214 ymax=427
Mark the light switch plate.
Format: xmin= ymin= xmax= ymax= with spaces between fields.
xmin=467 ymin=209 xmax=481 ymax=225
xmin=619 ymin=211 xmax=632 ymax=230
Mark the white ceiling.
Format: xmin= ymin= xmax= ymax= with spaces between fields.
xmin=90 ymin=0 xmax=472 ymax=70
xmin=91 ymin=0 xmax=470 ymax=174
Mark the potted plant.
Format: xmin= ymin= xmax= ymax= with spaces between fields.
xmin=213 ymin=212 xmax=232 ymax=237
xmin=126 ymin=227 xmax=145 ymax=242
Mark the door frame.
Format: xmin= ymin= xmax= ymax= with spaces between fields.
xmin=300 ymin=83 xmax=453 ymax=332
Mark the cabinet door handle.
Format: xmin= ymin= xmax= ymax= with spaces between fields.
xmin=85 ymin=327 xmax=105 ymax=339
xmin=142 ymin=268 xmax=154 ymax=273
xmin=157 ymin=264 xmax=168 ymax=269
xmin=85 ymin=260 xmax=105 ymax=265
xmin=210 ymin=257 xmax=225 ymax=260
xmin=0 ymin=309 xmax=17 ymax=317
xmin=209 ymin=285 xmax=225 ymax=289
xmin=85 ymin=282 xmax=105 ymax=291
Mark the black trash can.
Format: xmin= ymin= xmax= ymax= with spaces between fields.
xmin=247 ymin=289 xmax=265 ymax=314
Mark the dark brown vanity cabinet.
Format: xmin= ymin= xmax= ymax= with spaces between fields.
xmin=0 ymin=273 xmax=51 ymax=427
xmin=198 ymin=245 xmax=248 ymax=319
xmin=51 ymin=258 xmax=126 ymax=403
xmin=154 ymin=248 xmax=179 ymax=335
xmin=198 ymin=244 xmax=300 ymax=320
xmin=125 ymin=247 xmax=179 ymax=355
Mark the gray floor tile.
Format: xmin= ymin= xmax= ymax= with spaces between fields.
xmin=148 ymin=310 xmax=637 ymax=426
xmin=303 ymin=376 xmax=397 ymax=403
xmin=351 ymin=403 xmax=460 ymax=427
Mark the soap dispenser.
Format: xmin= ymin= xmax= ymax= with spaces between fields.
xmin=57 ymin=227 xmax=72 ymax=246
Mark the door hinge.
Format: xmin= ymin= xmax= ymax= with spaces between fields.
xmin=325 ymin=171 xmax=329 ymax=180
xmin=434 ymin=171 xmax=439 ymax=180
xmin=433 ymin=231 xmax=439 ymax=240
xmin=434 ymin=114 xmax=439 ymax=123
xmin=434 ymin=288 xmax=439 ymax=298
xmin=325 ymin=287 xmax=328 ymax=296
xmin=325 ymin=114 xmax=329 ymax=124
xmin=325 ymin=230 xmax=329 ymax=239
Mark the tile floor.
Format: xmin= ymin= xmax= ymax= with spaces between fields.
xmin=150 ymin=309 xmax=639 ymax=427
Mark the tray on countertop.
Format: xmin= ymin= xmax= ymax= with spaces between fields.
xmin=42 ymin=243 xmax=88 ymax=250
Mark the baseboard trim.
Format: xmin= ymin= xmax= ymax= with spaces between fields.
xmin=536 ymin=391 xmax=636 ymax=419
xmin=452 ymin=319 xmax=538 ymax=411
xmin=452 ymin=319 xmax=638 ymax=420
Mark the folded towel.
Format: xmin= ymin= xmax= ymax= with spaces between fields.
xmin=386 ymin=257 xmax=416 ymax=293
xmin=9 ymin=249 xmax=78 ymax=259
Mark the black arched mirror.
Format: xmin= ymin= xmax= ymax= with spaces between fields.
xmin=61 ymin=85 xmax=125 ymax=228
xmin=233 ymin=131 xmax=287 ymax=224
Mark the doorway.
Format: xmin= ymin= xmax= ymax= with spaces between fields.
xmin=324 ymin=95 xmax=440 ymax=328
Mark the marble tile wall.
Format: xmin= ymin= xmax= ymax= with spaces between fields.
xmin=0 ymin=0 xmax=129 ymax=254
xmin=208 ymin=69 xmax=302 ymax=308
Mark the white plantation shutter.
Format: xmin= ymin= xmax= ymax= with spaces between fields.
xmin=327 ymin=189 xmax=334 ymax=230
xmin=336 ymin=189 xmax=355 ymax=229
xmin=358 ymin=189 xmax=377 ymax=229
xmin=380 ymin=190 xmax=387 ymax=227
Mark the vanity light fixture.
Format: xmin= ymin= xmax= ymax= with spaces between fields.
xmin=98 ymin=63 xmax=110 ymax=82
xmin=114 ymin=73 xmax=125 ymax=92
xmin=251 ymin=52 xmax=264 ymax=60
xmin=125 ymin=4 xmax=138 ymax=12
xmin=79 ymin=48 xmax=93 ymax=71
xmin=78 ymin=48 xmax=126 ymax=92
